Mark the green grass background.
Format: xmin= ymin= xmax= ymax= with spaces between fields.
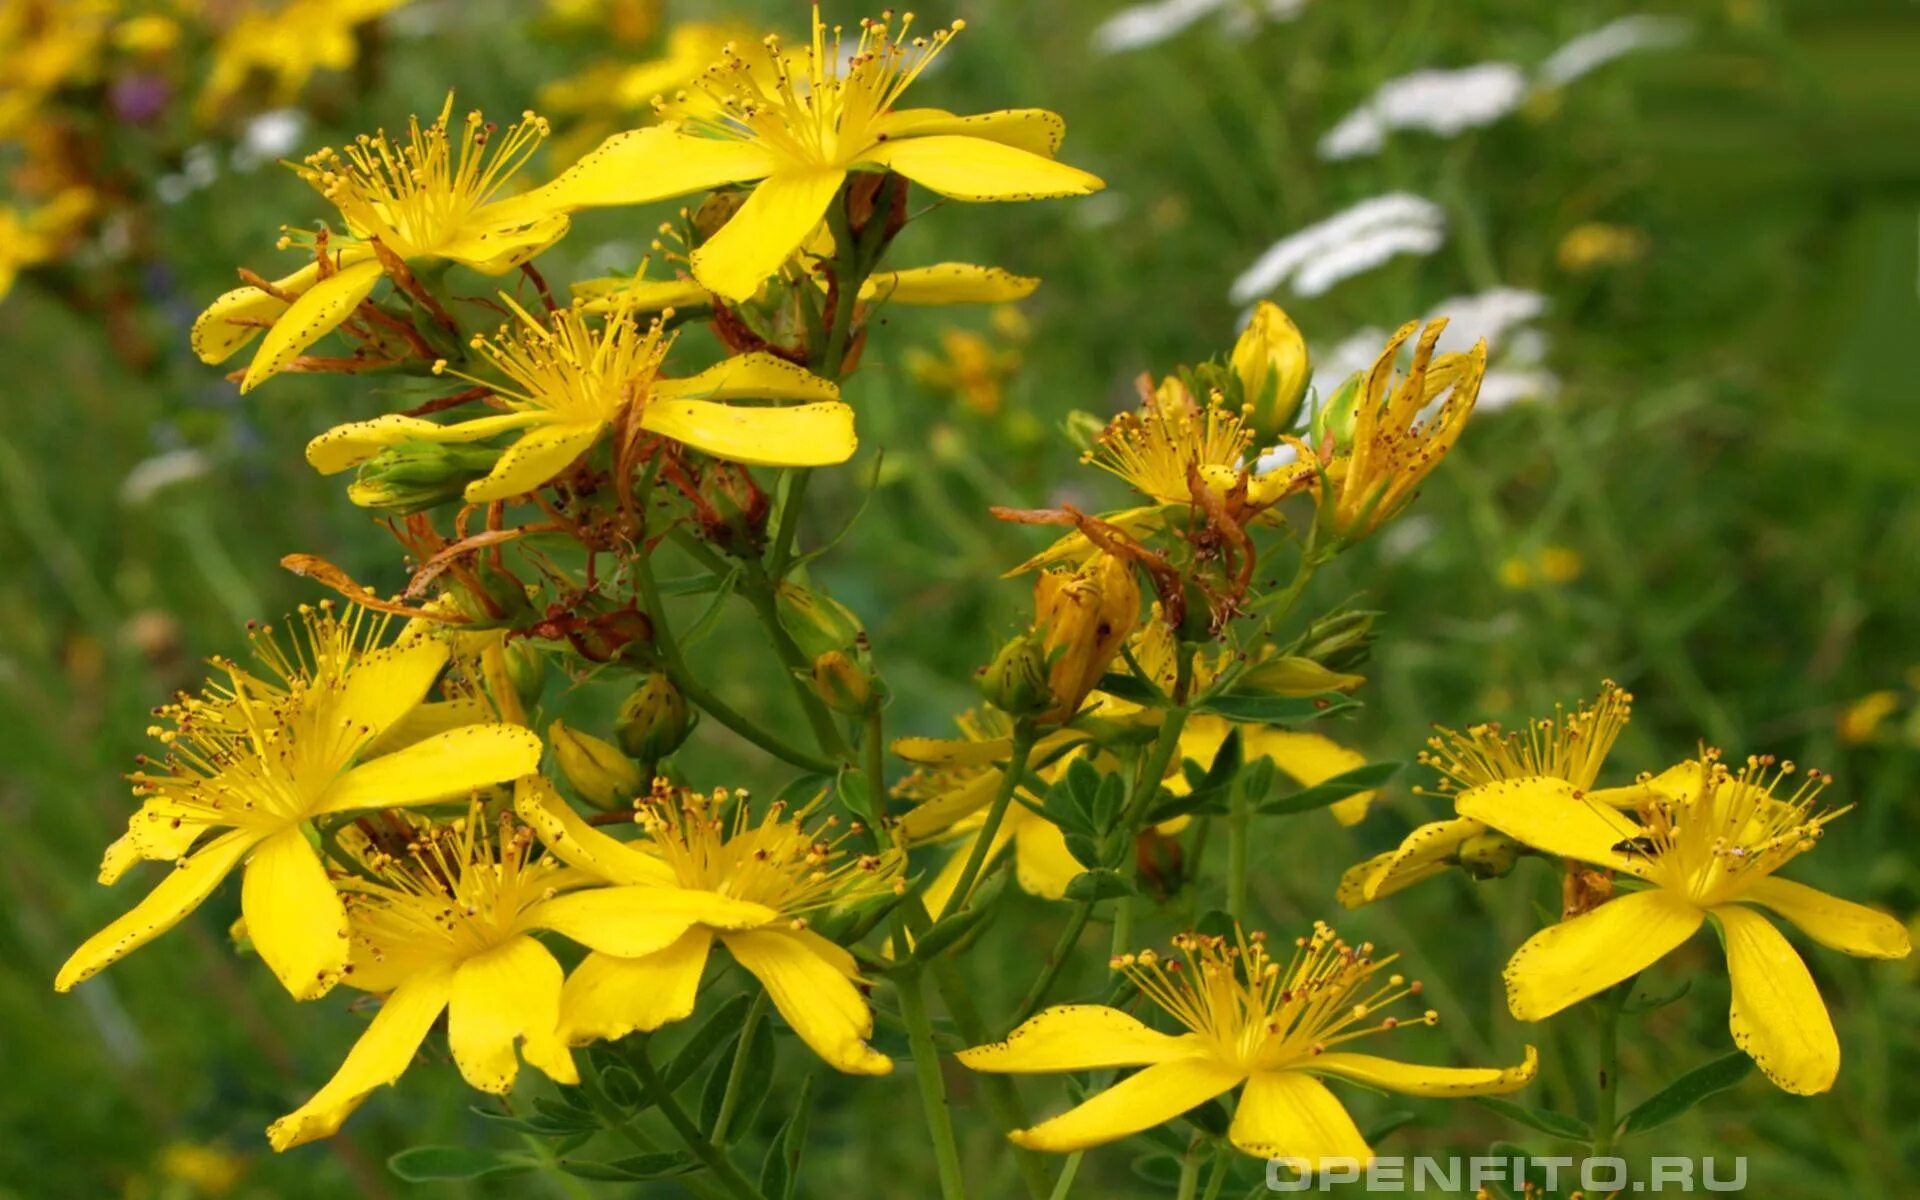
xmin=3 ymin=0 xmax=1918 ymax=1195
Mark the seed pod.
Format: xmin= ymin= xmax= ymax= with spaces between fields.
xmin=616 ymin=672 xmax=692 ymax=760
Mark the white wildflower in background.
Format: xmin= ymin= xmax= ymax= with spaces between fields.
xmin=119 ymin=448 xmax=212 ymax=506
xmin=230 ymin=109 xmax=308 ymax=172
xmin=1229 ymin=193 xmax=1446 ymax=303
xmin=1538 ymin=15 xmax=1691 ymax=88
xmin=1317 ymin=64 xmax=1529 ymax=160
xmin=1093 ymin=0 xmax=1306 ymax=55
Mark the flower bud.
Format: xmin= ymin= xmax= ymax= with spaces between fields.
xmin=1237 ymin=654 xmax=1365 ymax=697
xmin=347 ymin=441 xmax=501 ymax=514
xmin=452 ymin=560 xmax=535 ymax=625
xmin=1288 ymin=609 xmax=1378 ymax=675
xmin=550 ymin=718 xmax=642 ymax=810
xmin=695 ymin=460 xmax=770 ymax=550
xmin=1034 ymin=553 xmax=1141 ymax=722
xmin=1232 ymin=301 xmax=1310 ymax=443
xmin=1060 ymin=409 xmax=1109 ymax=455
xmin=776 ymin=582 xmax=864 ymax=659
xmin=502 ymin=640 xmax=546 ymax=713
xmin=977 ymin=633 xmax=1051 ymax=717
xmin=1310 ymin=370 xmax=1363 ymax=448
xmin=1458 ymin=831 xmax=1521 ymax=880
xmin=616 ymin=672 xmax=692 ymax=760
xmin=811 ymin=650 xmax=878 ymax=716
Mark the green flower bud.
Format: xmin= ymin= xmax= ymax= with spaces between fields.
xmin=1458 ymin=831 xmax=1521 ymax=880
xmin=776 ymin=582 xmax=865 ymax=659
xmin=978 ymin=633 xmax=1051 ymax=717
xmin=811 ymin=650 xmax=878 ymax=716
xmin=503 ymin=640 xmax=546 ymax=712
xmin=1310 ymin=370 xmax=1364 ymax=448
xmin=617 ymin=672 xmax=692 ymax=761
xmin=550 ymin=718 xmax=642 ymax=810
xmin=452 ymin=560 xmax=535 ymax=626
xmin=346 ymin=441 xmax=501 ymax=514
xmin=1060 ymin=409 xmax=1110 ymax=455
xmin=1287 ymin=609 xmax=1378 ymax=675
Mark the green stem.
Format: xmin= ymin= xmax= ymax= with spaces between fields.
xmin=936 ymin=723 xmax=1037 ymax=921
xmin=710 ymin=991 xmax=768 ymax=1146
xmin=927 ymin=955 xmax=1054 ymax=1200
xmin=1111 ymin=676 xmax=1193 ymax=956
xmin=1226 ymin=774 xmax=1250 ymax=924
xmin=1198 ymin=1148 xmax=1231 ymax=1200
xmin=1008 ymin=899 xmax=1095 ymax=1027
xmin=1175 ymin=1153 xmax=1202 ymax=1200
xmin=769 ymin=469 xmax=814 ymax=579
xmin=860 ymin=706 xmax=888 ymax=848
xmin=1590 ymin=977 xmax=1635 ymax=1157
xmin=897 ymin=967 xmax=970 ymax=1200
xmin=1045 ymin=1152 xmax=1083 ymax=1200
xmin=626 ymin=1039 xmax=769 ymax=1200
xmin=580 ymin=1053 xmax=729 ymax=1200
xmin=739 ymin=555 xmax=851 ymax=759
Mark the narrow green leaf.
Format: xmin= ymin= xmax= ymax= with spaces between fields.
xmin=1620 ymin=1051 xmax=1753 ymax=1136
xmin=666 ymin=992 xmax=754 ymax=1089
xmin=1195 ymin=692 xmax=1358 ymax=724
xmin=1472 ymin=1096 xmax=1591 ymax=1141
xmin=761 ymin=1073 xmax=816 ymax=1200
xmin=559 ymin=1152 xmax=698 ymax=1182
xmin=1257 ymin=761 xmax=1401 ymax=815
xmin=387 ymin=1146 xmax=532 ymax=1182
xmin=1064 ymin=868 xmax=1135 ymax=902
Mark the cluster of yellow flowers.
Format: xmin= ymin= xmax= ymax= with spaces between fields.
xmin=48 ymin=3 xmax=1908 ymax=1192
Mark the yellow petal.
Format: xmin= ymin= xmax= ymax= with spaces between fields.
xmin=448 ymin=936 xmax=576 ymax=1094
xmin=334 ymin=635 xmax=449 ymax=746
xmin=692 ymin=169 xmax=846 ymax=301
xmin=957 ymin=1005 xmax=1193 ymax=1073
xmin=99 ymin=803 xmax=210 ymax=885
xmin=514 ymin=775 xmax=673 ymax=885
xmin=305 ymin=412 xmax=546 ymax=475
xmin=1307 ymin=1045 xmax=1538 ymax=1097
xmin=1245 ymin=728 xmax=1376 ymax=826
xmin=190 ymin=261 xmax=322 ymax=365
xmin=638 ymin=398 xmax=856 ymax=467
xmin=56 ymin=830 xmax=258 ymax=992
xmin=893 ymin=735 xmax=1014 ymax=768
xmin=241 ymin=830 xmax=349 ymax=1001
xmin=873 ymin=107 xmax=1068 ymax=156
xmin=654 ymin=351 xmax=841 ymax=403
xmin=1008 ymin=506 xmax=1166 ymax=576
xmin=317 ymin=724 xmax=543 ymax=815
xmin=533 ymin=885 xmax=778 ymax=955
xmin=439 ymin=210 xmax=571 ymax=275
xmin=1741 ymin=877 xmax=1910 ymax=959
xmin=1229 ymin=1070 xmax=1371 ymax=1169
xmin=861 ymin=136 xmax=1103 ymax=202
xmin=722 ymin=927 xmax=890 ymax=1075
xmin=463 ymin=420 xmax=606 ymax=503
xmin=240 ymin=258 xmax=385 ymax=393
xmin=1008 ymin=1057 xmax=1242 ymax=1152
xmin=860 ymin=263 xmax=1040 ymax=306
xmin=1013 ymin=814 xmax=1086 ymax=900
xmin=507 ymin=127 xmax=778 ymax=215
xmin=559 ymin=932 xmax=713 ymax=1043
xmin=364 ymin=695 xmax=493 ymax=759
xmin=1455 ymin=776 xmax=1645 ymax=871
xmin=1349 ymin=817 xmax=1486 ymax=905
xmin=1717 ymin=905 xmax=1840 ymax=1094
xmin=267 ymin=968 xmax=453 ymax=1151
xmin=575 ymin=274 xmax=711 ymax=314
xmin=1505 ymin=889 xmax=1704 ymax=1021
xmin=898 ymin=770 xmax=1006 ymax=842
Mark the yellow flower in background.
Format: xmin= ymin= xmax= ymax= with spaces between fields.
xmin=906 ymin=327 xmax=1021 ymax=417
xmin=1339 ymin=681 xmax=1655 ymax=907
xmin=1557 ymin=222 xmax=1649 ymax=273
xmin=0 ymin=186 xmax=93 ymax=301
xmin=541 ymin=0 xmax=660 ymax=44
xmin=540 ymin=20 xmax=744 ymax=118
xmin=1460 ymin=751 xmax=1911 ymax=1093
xmin=156 ymin=1141 xmax=246 ymax=1195
xmin=517 ymin=777 xmax=902 ymax=1075
xmin=1835 ymin=689 xmax=1901 ymax=746
xmin=0 ymin=0 xmax=110 ymax=138
xmin=192 ymin=97 xmax=571 ymax=392
xmin=268 ymin=809 xmax=691 ymax=1149
xmin=55 ymin=603 xmax=542 ymax=1000
xmin=500 ymin=6 xmax=1103 ymax=300
xmin=1497 ymin=544 xmax=1585 ymax=590
xmin=959 ymin=923 xmax=1536 ymax=1163
xmin=1320 ymin=319 xmax=1483 ymax=542
xmin=197 ymin=0 xmax=408 ymax=121
xmin=303 ymin=296 xmax=854 ymax=504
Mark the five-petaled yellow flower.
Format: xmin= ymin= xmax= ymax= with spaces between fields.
xmin=1460 ymin=750 xmax=1911 ymax=1093
xmin=269 ymin=808 xmax=696 ymax=1149
xmin=517 ymin=776 xmax=902 ymax=1075
xmin=302 ymin=296 xmax=855 ymax=504
xmin=192 ymin=98 xmax=572 ymax=393
xmin=55 ymin=603 xmax=542 ymax=1000
xmin=498 ymin=5 xmax=1104 ymax=301
xmin=959 ymin=922 xmax=1537 ymax=1166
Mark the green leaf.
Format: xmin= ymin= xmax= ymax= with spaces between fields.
xmin=1257 ymin=761 xmax=1401 ymax=815
xmin=1063 ymin=868 xmax=1135 ymax=902
xmin=1363 ymin=1110 xmax=1419 ymax=1143
xmin=1094 ymin=671 xmax=1164 ymax=705
xmin=666 ymin=992 xmax=754 ymax=1089
xmin=1472 ymin=1096 xmax=1591 ymax=1141
xmin=699 ymin=1011 xmax=776 ymax=1141
xmin=912 ymin=870 xmax=1007 ymax=960
xmin=1620 ymin=1051 xmax=1754 ymax=1136
xmin=760 ymin=1073 xmax=816 ymax=1200
xmin=1194 ymin=692 xmax=1357 ymax=724
xmin=1129 ymin=1153 xmax=1185 ymax=1187
xmin=1624 ymin=974 xmax=1692 ymax=1014
xmin=1042 ymin=757 xmax=1105 ymax=836
xmin=836 ymin=765 xmax=877 ymax=827
xmin=1063 ymin=831 xmax=1102 ymax=871
xmin=559 ymin=1153 xmax=698 ymax=1182
xmin=677 ymin=566 xmax=742 ymax=649
xmin=387 ymin=1146 xmax=532 ymax=1182
xmin=467 ymin=1105 xmax=581 ymax=1136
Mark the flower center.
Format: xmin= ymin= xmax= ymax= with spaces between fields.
xmin=1084 ymin=381 xmax=1256 ymax=506
xmin=1420 ymin=681 xmax=1631 ymax=794
xmin=440 ymin=296 xmax=672 ymax=426
xmin=1627 ymin=752 xmax=1841 ymax=905
xmin=348 ymin=811 xmax=562 ymax=964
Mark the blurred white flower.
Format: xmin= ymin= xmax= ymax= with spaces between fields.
xmin=1318 ymin=64 xmax=1528 ymax=160
xmin=1230 ymin=193 xmax=1446 ymax=303
xmin=1093 ymin=0 xmax=1306 ymax=55
xmin=120 ymin=448 xmax=212 ymax=506
xmin=1538 ymin=15 xmax=1691 ymax=88
xmin=230 ymin=109 xmax=308 ymax=172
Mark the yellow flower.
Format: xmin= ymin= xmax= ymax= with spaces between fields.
xmin=1339 ymin=682 xmax=1650 ymax=907
xmin=1460 ymin=751 xmax=1911 ymax=1093
xmin=0 ymin=0 xmax=110 ymax=139
xmin=157 ymin=1142 xmax=245 ymax=1195
xmin=192 ymin=97 xmax=572 ymax=393
xmin=1497 ymin=545 xmax=1585 ymax=590
xmin=0 ymin=185 xmax=93 ymax=301
xmin=516 ymin=776 xmax=901 ymax=1075
xmin=959 ymin=923 xmax=1536 ymax=1163
xmin=197 ymin=0 xmax=407 ymax=122
xmin=1033 ymin=552 xmax=1141 ymax=723
xmin=540 ymin=21 xmax=747 ymax=118
xmin=1320 ymin=319 xmax=1482 ymax=542
xmin=905 ymin=327 xmax=1019 ymax=417
xmin=1232 ymin=300 xmax=1310 ymax=441
xmin=55 ymin=603 xmax=542 ymax=1000
xmin=1835 ymin=689 xmax=1901 ymax=746
xmin=268 ymin=808 xmax=688 ymax=1149
xmin=1556 ymin=222 xmax=1648 ymax=273
xmin=303 ymin=296 xmax=854 ymax=504
xmin=502 ymin=6 xmax=1104 ymax=300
